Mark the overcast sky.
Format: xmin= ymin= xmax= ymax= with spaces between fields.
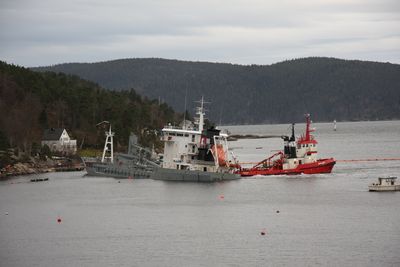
xmin=0 ymin=0 xmax=399 ymax=67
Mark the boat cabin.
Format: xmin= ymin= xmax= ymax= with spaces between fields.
xmin=281 ymin=115 xmax=319 ymax=170
xmin=375 ymin=177 xmax=397 ymax=186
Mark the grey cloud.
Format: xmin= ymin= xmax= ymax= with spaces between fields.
xmin=0 ymin=0 xmax=399 ymax=66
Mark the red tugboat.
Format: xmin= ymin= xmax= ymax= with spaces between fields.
xmin=237 ymin=114 xmax=335 ymax=177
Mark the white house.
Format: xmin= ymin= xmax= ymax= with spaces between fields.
xmin=41 ymin=128 xmax=77 ymax=155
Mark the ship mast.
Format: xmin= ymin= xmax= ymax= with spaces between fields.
xmin=304 ymin=113 xmax=314 ymax=141
xmin=99 ymin=122 xmax=114 ymax=163
xmin=195 ymin=96 xmax=206 ymax=132
xmin=305 ymin=114 xmax=310 ymax=141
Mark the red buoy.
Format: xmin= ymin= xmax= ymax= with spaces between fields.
xmin=261 ymin=228 xmax=267 ymax=235
xmin=219 ymin=194 xmax=224 ymax=200
xmin=57 ymin=217 xmax=62 ymax=224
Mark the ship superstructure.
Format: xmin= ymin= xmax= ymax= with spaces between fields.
xmin=83 ymin=123 xmax=158 ymax=179
xmin=151 ymin=97 xmax=240 ymax=182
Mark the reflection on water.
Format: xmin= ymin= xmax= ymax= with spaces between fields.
xmin=1 ymin=121 xmax=399 ymax=267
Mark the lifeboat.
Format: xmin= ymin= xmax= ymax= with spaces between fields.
xmin=211 ymin=144 xmax=227 ymax=166
xmin=237 ymin=114 xmax=336 ymax=177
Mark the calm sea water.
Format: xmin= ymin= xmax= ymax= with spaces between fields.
xmin=1 ymin=121 xmax=399 ymax=267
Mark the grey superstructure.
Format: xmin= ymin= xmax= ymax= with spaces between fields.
xmin=84 ymin=133 xmax=159 ymax=179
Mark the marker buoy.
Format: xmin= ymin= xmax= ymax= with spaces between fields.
xmin=57 ymin=217 xmax=62 ymax=224
xmin=261 ymin=228 xmax=267 ymax=236
xmin=219 ymin=194 xmax=224 ymax=200
xmin=276 ymin=210 xmax=280 ymax=213
xmin=118 ymin=181 xmax=121 ymax=183
xmin=5 ymin=212 xmax=8 ymax=215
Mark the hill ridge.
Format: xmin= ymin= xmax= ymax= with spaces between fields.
xmin=33 ymin=57 xmax=400 ymax=124
xmin=0 ymin=60 xmax=183 ymax=155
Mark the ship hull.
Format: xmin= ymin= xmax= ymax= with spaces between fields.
xmin=369 ymin=185 xmax=400 ymax=192
xmin=238 ymin=158 xmax=336 ymax=177
xmin=84 ymin=161 xmax=153 ymax=179
xmin=151 ymin=167 xmax=240 ymax=182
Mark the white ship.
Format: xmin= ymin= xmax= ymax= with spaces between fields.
xmin=369 ymin=176 xmax=400 ymax=192
xmin=150 ymin=97 xmax=240 ymax=182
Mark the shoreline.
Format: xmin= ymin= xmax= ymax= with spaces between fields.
xmin=0 ymin=161 xmax=85 ymax=180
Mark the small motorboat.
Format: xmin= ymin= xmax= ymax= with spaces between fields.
xmin=30 ymin=178 xmax=49 ymax=182
xmin=369 ymin=176 xmax=400 ymax=191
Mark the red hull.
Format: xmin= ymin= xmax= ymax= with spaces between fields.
xmin=238 ymin=158 xmax=336 ymax=177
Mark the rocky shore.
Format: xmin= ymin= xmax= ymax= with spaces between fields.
xmin=0 ymin=158 xmax=85 ymax=179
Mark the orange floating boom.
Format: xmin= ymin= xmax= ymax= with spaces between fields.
xmin=337 ymin=158 xmax=400 ymax=162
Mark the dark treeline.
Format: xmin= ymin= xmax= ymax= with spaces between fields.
xmin=0 ymin=61 xmax=183 ymax=158
xmin=33 ymin=57 xmax=400 ymax=124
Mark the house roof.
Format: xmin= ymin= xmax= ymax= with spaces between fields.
xmin=42 ymin=128 xmax=65 ymax=141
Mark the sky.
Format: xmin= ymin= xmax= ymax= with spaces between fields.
xmin=0 ymin=0 xmax=399 ymax=67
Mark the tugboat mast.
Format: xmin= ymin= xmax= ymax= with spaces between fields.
xmin=304 ymin=114 xmax=312 ymax=141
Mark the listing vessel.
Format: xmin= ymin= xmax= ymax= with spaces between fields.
xmin=83 ymin=124 xmax=159 ymax=179
xmin=238 ymin=114 xmax=335 ymax=177
xmin=150 ymin=98 xmax=241 ymax=182
xmin=369 ymin=177 xmax=400 ymax=192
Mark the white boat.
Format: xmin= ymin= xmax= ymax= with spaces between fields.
xmin=369 ymin=176 xmax=400 ymax=191
xmin=150 ymin=97 xmax=240 ymax=182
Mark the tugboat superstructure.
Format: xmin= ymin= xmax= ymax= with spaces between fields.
xmin=238 ymin=114 xmax=336 ymax=176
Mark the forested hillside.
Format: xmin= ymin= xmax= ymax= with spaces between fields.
xmin=34 ymin=57 xmax=400 ymax=124
xmin=0 ymin=61 xmax=183 ymax=156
